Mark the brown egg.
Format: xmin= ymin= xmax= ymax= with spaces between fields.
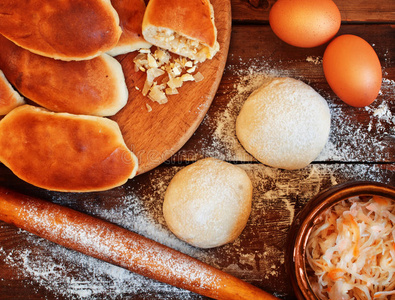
xmin=269 ymin=0 xmax=341 ymax=48
xmin=323 ymin=35 xmax=382 ymax=107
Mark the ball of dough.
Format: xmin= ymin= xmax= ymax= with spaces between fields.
xmin=236 ymin=77 xmax=331 ymax=170
xmin=163 ymin=158 xmax=252 ymax=248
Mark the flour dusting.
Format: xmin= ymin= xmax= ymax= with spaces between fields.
xmin=0 ymin=55 xmax=393 ymax=299
xmin=0 ymin=161 xmax=391 ymax=299
xmin=202 ymin=56 xmax=394 ymax=163
xmin=200 ymin=58 xmax=287 ymax=161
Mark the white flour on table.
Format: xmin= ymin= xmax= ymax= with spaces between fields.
xmin=0 ymin=55 xmax=393 ymax=299
xmin=0 ymin=163 xmax=391 ymax=299
xmin=200 ymin=55 xmax=394 ymax=163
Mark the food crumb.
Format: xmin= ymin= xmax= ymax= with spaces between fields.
xmin=146 ymin=103 xmax=153 ymax=112
xmin=133 ymin=48 xmax=204 ymax=106
xmin=306 ymin=56 xmax=322 ymax=65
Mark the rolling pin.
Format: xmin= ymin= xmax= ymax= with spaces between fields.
xmin=0 ymin=186 xmax=279 ymax=300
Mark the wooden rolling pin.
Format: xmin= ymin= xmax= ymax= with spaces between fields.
xmin=0 ymin=186 xmax=279 ymax=300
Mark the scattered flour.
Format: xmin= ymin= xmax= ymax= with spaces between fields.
xmin=199 ymin=58 xmax=287 ymax=161
xmin=0 ymin=56 xmax=393 ymax=299
xmin=200 ymin=56 xmax=394 ymax=163
xmin=0 ymin=162 xmax=391 ymax=299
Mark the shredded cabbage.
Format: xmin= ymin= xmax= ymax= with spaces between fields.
xmin=306 ymin=195 xmax=395 ymax=300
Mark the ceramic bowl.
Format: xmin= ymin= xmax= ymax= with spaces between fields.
xmin=285 ymin=181 xmax=395 ymax=300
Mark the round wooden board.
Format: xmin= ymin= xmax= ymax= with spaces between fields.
xmin=111 ymin=0 xmax=232 ymax=175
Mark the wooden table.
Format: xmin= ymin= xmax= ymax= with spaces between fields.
xmin=0 ymin=0 xmax=394 ymax=299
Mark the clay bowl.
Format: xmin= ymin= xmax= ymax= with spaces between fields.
xmin=285 ymin=181 xmax=395 ymax=299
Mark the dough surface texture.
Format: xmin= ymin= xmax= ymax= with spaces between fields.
xmin=163 ymin=158 xmax=252 ymax=248
xmin=0 ymin=105 xmax=138 ymax=192
xmin=236 ymin=77 xmax=331 ymax=170
xmin=0 ymin=35 xmax=128 ymax=117
xmin=0 ymin=0 xmax=121 ymax=61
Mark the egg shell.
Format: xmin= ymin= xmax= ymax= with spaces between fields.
xmin=269 ymin=0 xmax=341 ymax=48
xmin=323 ymin=34 xmax=382 ymax=107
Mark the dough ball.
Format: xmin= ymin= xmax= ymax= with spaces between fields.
xmin=163 ymin=158 xmax=252 ymax=248
xmin=236 ymin=77 xmax=331 ymax=170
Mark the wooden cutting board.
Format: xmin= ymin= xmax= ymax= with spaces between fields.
xmin=111 ymin=0 xmax=232 ymax=175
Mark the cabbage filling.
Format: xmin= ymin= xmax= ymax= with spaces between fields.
xmin=151 ymin=28 xmax=215 ymax=62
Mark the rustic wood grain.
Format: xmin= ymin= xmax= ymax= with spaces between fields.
xmin=231 ymin=0 xmax=395 ymax=23
xmin=0 ymin=186 xmax=279 ymax=300
xmin=111 ymin=0 xmax=231 ymax=175
xmin=0 ymin=163 xmax=393 ymax=299
xmin=173 ymin=24 xmax=395 ymax=163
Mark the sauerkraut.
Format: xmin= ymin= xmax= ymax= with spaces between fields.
xmin=306 ymin=195 xmax=395 ymax=300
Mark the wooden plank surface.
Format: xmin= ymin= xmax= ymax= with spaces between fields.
xmin=175 ymin=24 xmax=395 ymax=163
xmin=231 ymin=0 xmax=395 ymax=23
xmin=0 ymin=163 xmax=393 ymax=299
xmin=0 ymin=0 xmax=394 ymax=299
